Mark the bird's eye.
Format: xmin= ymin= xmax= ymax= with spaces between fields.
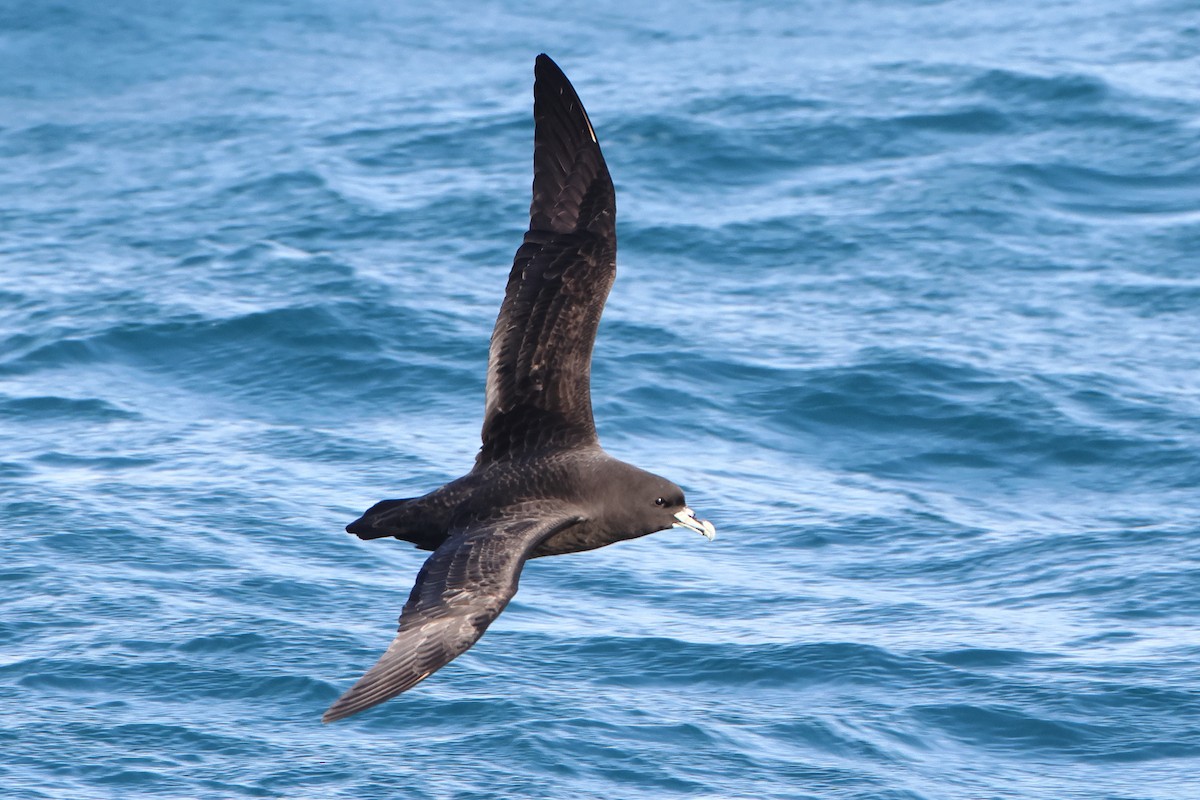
xmin=654 ymin=497 xmax=665 ymax=506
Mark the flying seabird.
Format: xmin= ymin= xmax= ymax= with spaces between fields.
xmin=323 ymin=54 xmax=715 ymax=723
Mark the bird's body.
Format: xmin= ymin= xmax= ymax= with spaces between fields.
xmin=323 ymin=55 xmax=713 ymax=724
xmin=352 ymin=447 xmax=689 ymax=558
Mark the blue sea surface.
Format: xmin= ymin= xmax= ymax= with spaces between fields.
xmin=3 ymin=1 xmax=1199 ymax=798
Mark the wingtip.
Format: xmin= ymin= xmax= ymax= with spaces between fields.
xmin=533 ymin=53 xmax=569 ymax=91
xmin=321 ymin=705 xmax=347 ymax=724
xmin=528 ymin=51 xmax=608 ymax=237
xmin=321 ymin=690 xmax=371 ymax=724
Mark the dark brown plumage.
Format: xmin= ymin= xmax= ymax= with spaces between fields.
xmin=323 ymin=55 xmax=714 ymax=724
xmin=481 ymin=54 xmax=615 ymax=460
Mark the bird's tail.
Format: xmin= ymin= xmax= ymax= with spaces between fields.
xmin=345 ymin=497 xmax=447 ymax=551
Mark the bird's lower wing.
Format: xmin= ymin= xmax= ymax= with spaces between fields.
xmin=322 ymin=507 xmax=583 ymax=722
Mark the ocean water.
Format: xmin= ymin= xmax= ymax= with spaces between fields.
xmin=3 ymin=1 xmax=1199 ymax=797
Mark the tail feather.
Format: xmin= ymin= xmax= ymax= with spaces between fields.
xmin=346 ymin=498 xmax=447 ymax=551
xmin=346 ymin=498 xmax=409 ymax=538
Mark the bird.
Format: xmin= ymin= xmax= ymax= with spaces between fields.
xmin=323 ymin=54 xmax=715 ymax=723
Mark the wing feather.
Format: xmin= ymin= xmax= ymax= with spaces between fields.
xmin=322 ymin=507 xmax=582 ymax=722
xmin=480 ymin=54 xmax=616 ymax=461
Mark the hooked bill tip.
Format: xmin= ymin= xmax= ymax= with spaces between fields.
xmin=672 ymin=508 xmax=716 ymax=541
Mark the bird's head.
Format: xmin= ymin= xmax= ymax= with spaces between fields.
xmin=597 ymin=463 xmax=716 ymax=542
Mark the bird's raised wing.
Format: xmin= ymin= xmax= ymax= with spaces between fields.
xmin=322 ymin=506 xmax=583 ymax=722
xmin=480 ymin=54 xmax=616 ymax=461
